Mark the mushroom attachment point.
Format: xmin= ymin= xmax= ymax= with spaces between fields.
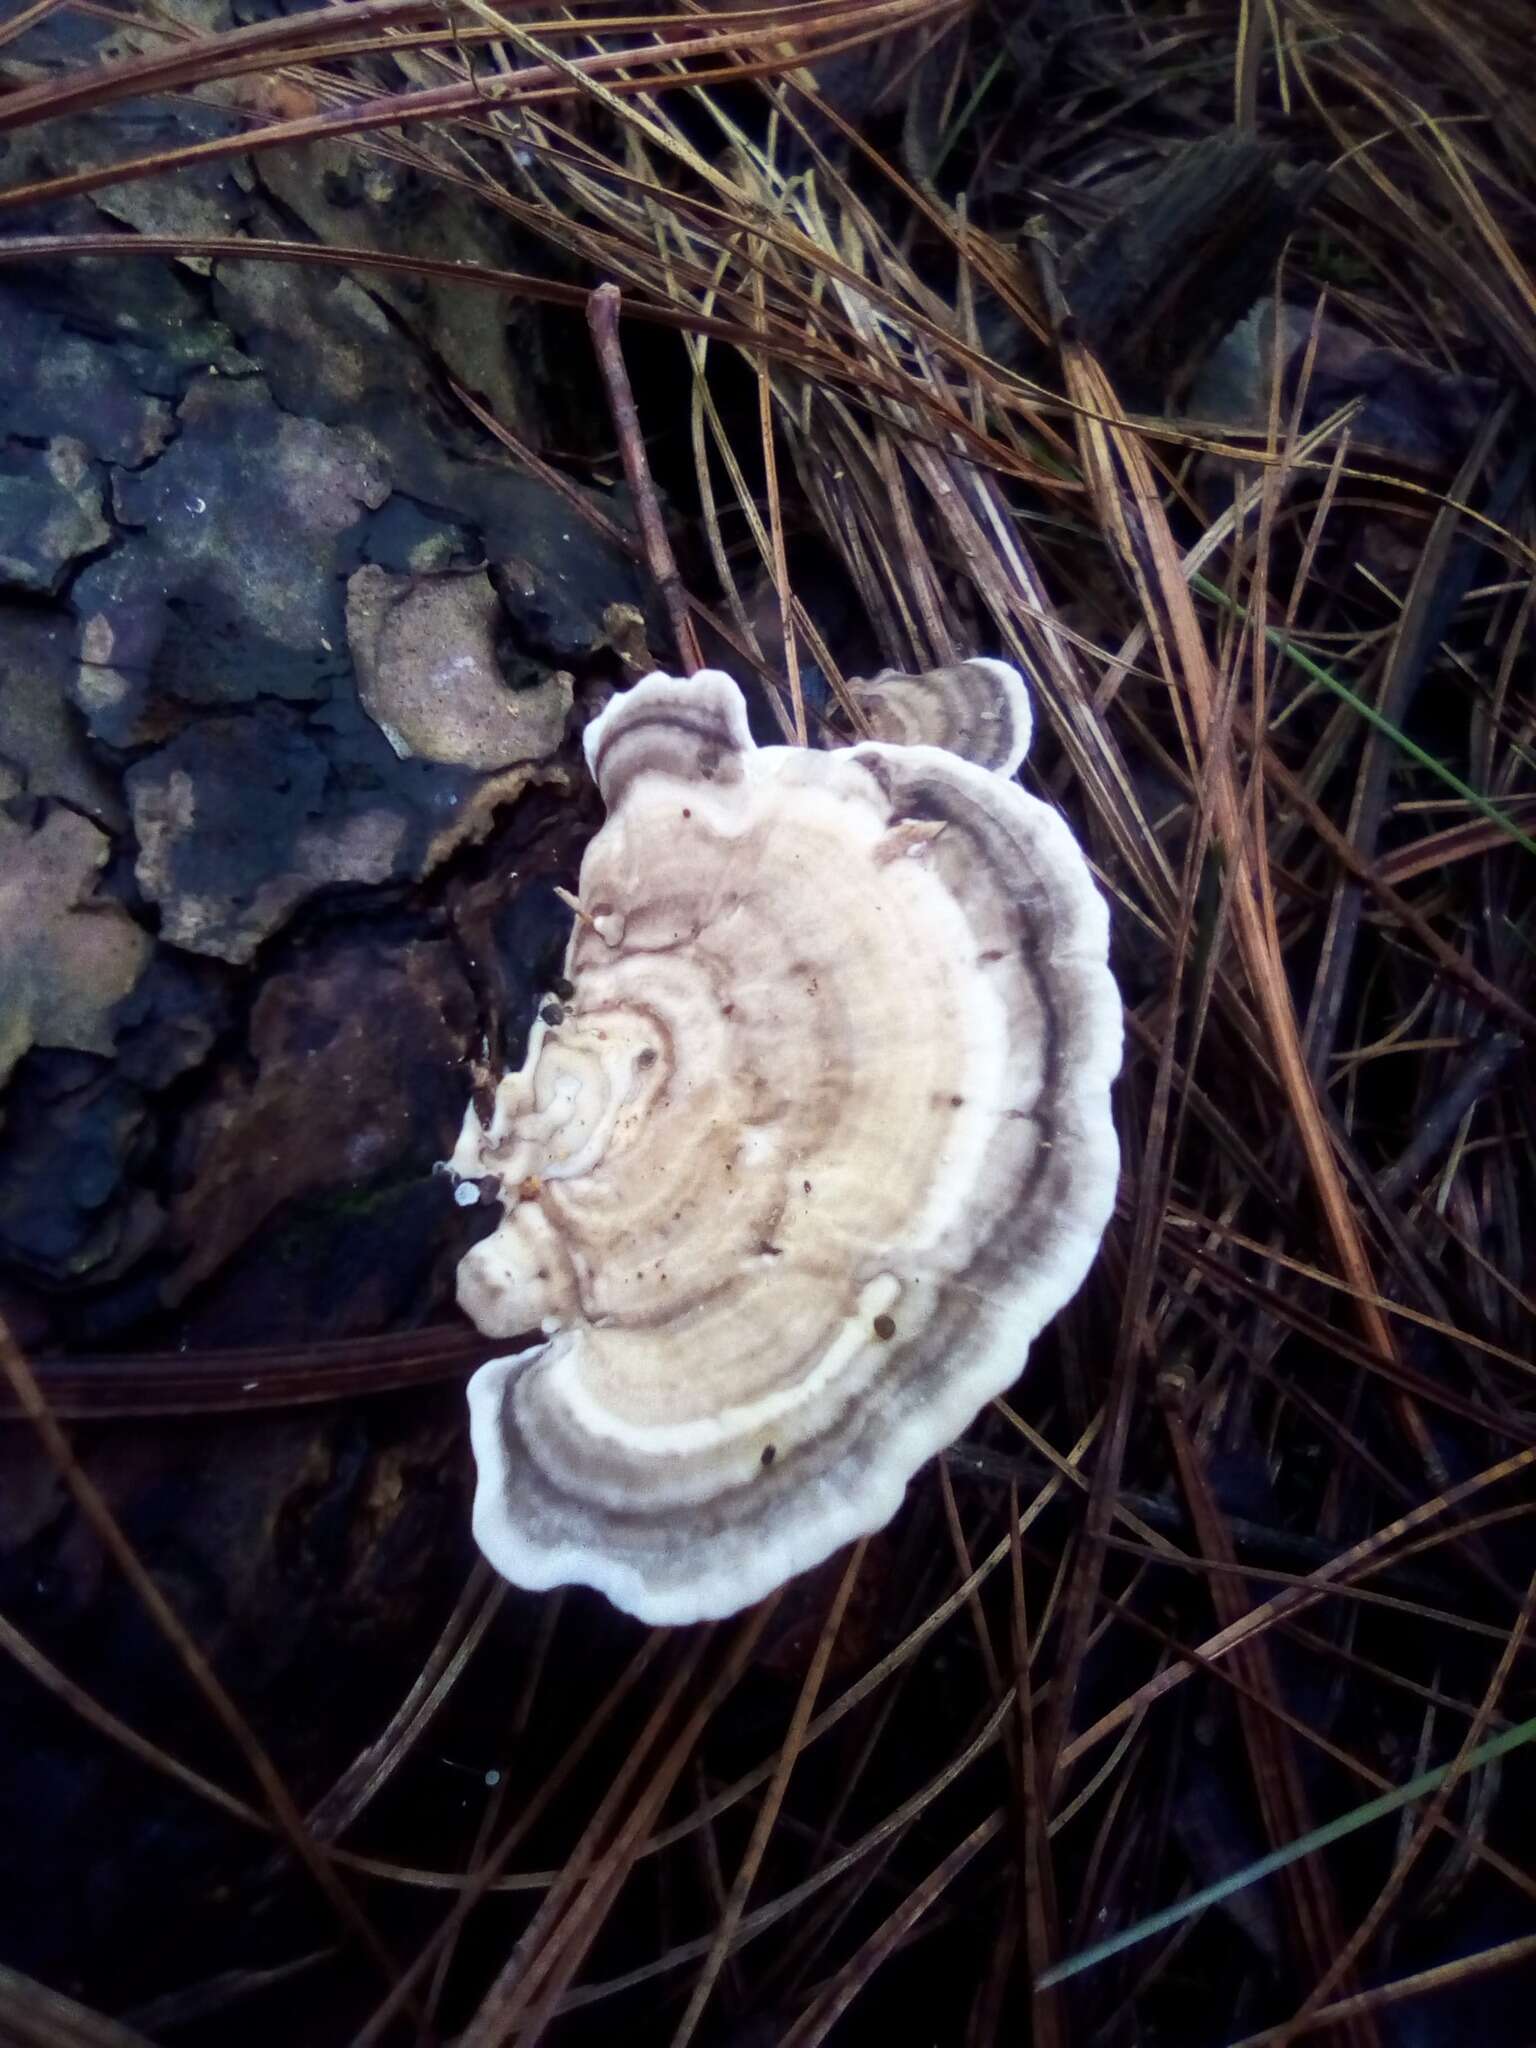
xmin=450 ymin=664 xmax=1120 ymax=1624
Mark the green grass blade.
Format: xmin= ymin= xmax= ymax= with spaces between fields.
xmin=1192 ymin=570 xmax=1536 ymax=862
xmin=1038 ymin=1711 xmax=1536 ymax=1988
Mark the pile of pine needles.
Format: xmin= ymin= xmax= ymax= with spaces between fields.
xmin=3 ymin=1 xmax=1536 ymax=2041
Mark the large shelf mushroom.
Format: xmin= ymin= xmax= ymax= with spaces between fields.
xmin=450 ymin=662 xmax=1121 ymax=1625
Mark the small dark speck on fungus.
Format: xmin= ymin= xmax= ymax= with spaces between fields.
xmin=541 ymin=1003 xmax=565 ymax=1025
xmin=637 ymin=1047 xmax=658 ymax=1068
xmin=761 ymin=1444 xmax=777 ymax=1467
xmin=550 ymin=976 xmax=575 ymax=1000
xmin=873 ymin=1313 xmax=896 ymax=1340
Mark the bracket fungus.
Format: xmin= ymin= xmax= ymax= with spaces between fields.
xmin=846 ymin=655 xmax=1033 ymax=776
xmin=450 ymin=664 xmax=1120 ymax=1624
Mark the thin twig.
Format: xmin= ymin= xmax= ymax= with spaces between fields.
xmin=587 ymin=279 xmax=702 ymax=670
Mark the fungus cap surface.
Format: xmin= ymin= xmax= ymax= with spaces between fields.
xmin=846 ymin=656 xmax=1033 ymax=776
xmin=452 ymin=665 xmax=1120 ymax=1624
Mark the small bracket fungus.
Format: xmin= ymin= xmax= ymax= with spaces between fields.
xmin=450 ymin=664 xmax=1121 ymax=1624
xmin=846 ymin=657 xmax=1033 ymax=776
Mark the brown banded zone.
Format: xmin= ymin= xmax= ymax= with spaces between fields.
xmin=585 ymin=666 xmax=752 ymax=809
xmin=455 ymin=667 xmax=1120 ymax=1623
